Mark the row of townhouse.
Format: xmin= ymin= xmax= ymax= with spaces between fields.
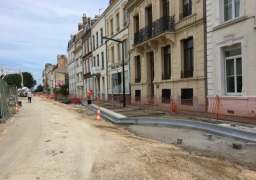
xmin=67 ymin=0 xmax=256 ymax=119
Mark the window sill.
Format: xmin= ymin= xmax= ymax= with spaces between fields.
xmin=213 ymin=16 xmax=247 ymax=31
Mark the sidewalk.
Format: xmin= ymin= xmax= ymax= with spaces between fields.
xmin=81 ymin=101 xmax=256 ymax=142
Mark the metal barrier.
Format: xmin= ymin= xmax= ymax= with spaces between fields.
xmin=0 ymin=79 xmax=18 ymax=123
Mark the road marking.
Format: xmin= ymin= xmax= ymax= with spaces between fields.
xmin=10 ymin=118 xmax=15 ymax=122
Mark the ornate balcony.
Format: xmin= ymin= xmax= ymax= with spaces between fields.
xmin=134 ymin=15 xmax=175 ymax=45
xmin=181 ymin=70 xmax=193 ymax=78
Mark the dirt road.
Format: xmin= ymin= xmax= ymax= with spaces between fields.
xmin=0 ymin=97 xmax=255 ymax=180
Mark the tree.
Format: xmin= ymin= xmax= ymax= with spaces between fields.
xmin=22 ymin=72 xmax=36 ymax=89
xmin=1 ymin=74 xmax=22 ymax=87
xmin=1 ymin=72 xmax=36 ymax=89
xmin=35 ymin=84 xmax=44 ymax=92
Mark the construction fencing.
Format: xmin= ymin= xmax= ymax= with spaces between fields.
xmin=92 ymin=94 xmax=256 ymax=124
xmin=0 ymin=79 xmax=18 ymax=123
xmin=38 ymin=92 xmax=256 ymax=124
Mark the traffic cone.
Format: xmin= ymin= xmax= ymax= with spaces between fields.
xmin=95 ymin=106 xmax=101 ymax=122
xmin=15 ymin=102 xmax=19 ymax=113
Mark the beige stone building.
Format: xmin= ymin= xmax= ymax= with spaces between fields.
xmin=126 ymin=0 xmax=206 ymax=107
xmin=206 ymin=0 xmax=256 ymax=118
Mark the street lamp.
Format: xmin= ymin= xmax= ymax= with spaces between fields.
xmin=102 ymin=36 xmax=125 ymax=107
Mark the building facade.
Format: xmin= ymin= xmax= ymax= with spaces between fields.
xmin=126 ymin=0 xmax=206 ymax=108
xmin=67 ymin=34 xmax=76 ymax=95
xmin=91 ymin=13 xmax=107 ymax=100
xmin=206 ymin=0 xmax=256 ymax=116
xmin=105 ymin=0 xmax=130 ymax=101
xmin=82 ymin=16 xmax=98 ymax=99
xmin=42 ymin=63 xmax=55 ymax=93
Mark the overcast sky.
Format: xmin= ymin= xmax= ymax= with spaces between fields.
xmin=0 ymin=0 xmax=109 ymax=88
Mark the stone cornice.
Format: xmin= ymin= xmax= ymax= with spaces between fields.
xmin=213 ymin=16 xmax=247 ymax=31
xmin=125 ymin=0 xmax=143 ymax=12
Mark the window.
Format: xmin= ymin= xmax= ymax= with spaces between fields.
xmin=93 ymin=36 xmax=95 ymax=50
xmin=117 ymin=43 xmax=121 ymax=62
xmin=163 ymin=0 xmax=169 ymax=16
xmin=162 ymin=89 xmax=171 ymax=104
xmin=101 ymin=52 xmax=104 ymax=68
xmin=111 ymin=46 xmax=115 ymax=63
xmin=96 ymin=32 xmax=98 ymax=48
xmin=182 ymin=38 xmax=193 ymax=78
xmin=116 ymin=13 xmax=120 ymax=31
xmin=134 ymin=15 xmax=139 ymax=32
xmin=124 ymin=39 xmax=129 ymax=59
xmin=100 ymin=28 xmax=103 ymax=44
xmin=123 ymin=9 xmax=127 ymax=26
xmin=162 ymin=45 xmax=171 ymax=80
xmin=181 ymin=89 xmax=193 ymax=105
xmin=146 ymin=5 xmax=153 ymax=38
xmin=89 ymin=37 xmax=92 ymax=52
xmin=147 ymin=6 xmax=152 ymax=25
xmin=93 ymin=57 xmax=95 ymax=66
xmin=97 ymin=55 xmax=99 ymax=66
xmin=135 ymin=56 xmax=141 ymax=83
xmin=110 ymin=19 xmax=114 ymax=35
xmin=135 ymin=90 xmax=141 ymax=101
xmin=224 ymin=0 xmax=240 ymax=21
xmin=225 ymin=49 xmax=242 ymax=94
xmin=180 ymin=0 xmax=192 ymax=20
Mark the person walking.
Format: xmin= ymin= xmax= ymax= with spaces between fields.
xmin=27 ymin=90 xmax=33 ymax=103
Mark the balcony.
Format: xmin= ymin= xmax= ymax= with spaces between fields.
xmin=181 ymin=70 xmax=193 ymax=78
xmin=134 ymin=15 xmax=175 ymax=45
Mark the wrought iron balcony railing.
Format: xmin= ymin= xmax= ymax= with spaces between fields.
xmin=181 ymin=70 xmax=193 ymax=78
xmin=162 ymin=73 xmax=171 ymax=80
xmin=134 ymin=15 xmax=175 ymax=45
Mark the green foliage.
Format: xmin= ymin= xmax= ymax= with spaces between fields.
xmin=59 ymin=84 xmax=69 ymax=97
xmin=1 ymin=74 xmax=21 ymax=87
xmin=2 ymin=72 xmax=36 ymax=88
xmin=35 ymin=84 xmax=44 ymax=92
xmin=59 ymin=74 xmax=69 ymax=97
xmin=22 ymin=72 xmax=36 ymax=88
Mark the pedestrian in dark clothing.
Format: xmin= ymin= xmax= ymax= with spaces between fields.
xmin=27 ymin=90 xmax=33 ymax=103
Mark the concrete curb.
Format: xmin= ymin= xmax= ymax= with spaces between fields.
xmin=81 ymin=102 xmax=256 ymax=142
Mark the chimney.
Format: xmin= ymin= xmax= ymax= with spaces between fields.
xmin=78 ymin=23 xmax=83 ymax=31
xmin=95 ymin=15 xmax=99 ymax=18
xmin=82 ymin=13 xmax=87 ymax=25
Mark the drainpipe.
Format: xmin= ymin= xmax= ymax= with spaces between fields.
xmin=203 ymin=0 xmax=208 ymax=111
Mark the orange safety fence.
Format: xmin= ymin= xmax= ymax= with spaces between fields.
xmin=36 ymin=93 xmax=256 ymax=124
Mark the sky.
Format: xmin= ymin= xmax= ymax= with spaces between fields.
xmin=0 ymin=0 xmax=109 ymax=88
